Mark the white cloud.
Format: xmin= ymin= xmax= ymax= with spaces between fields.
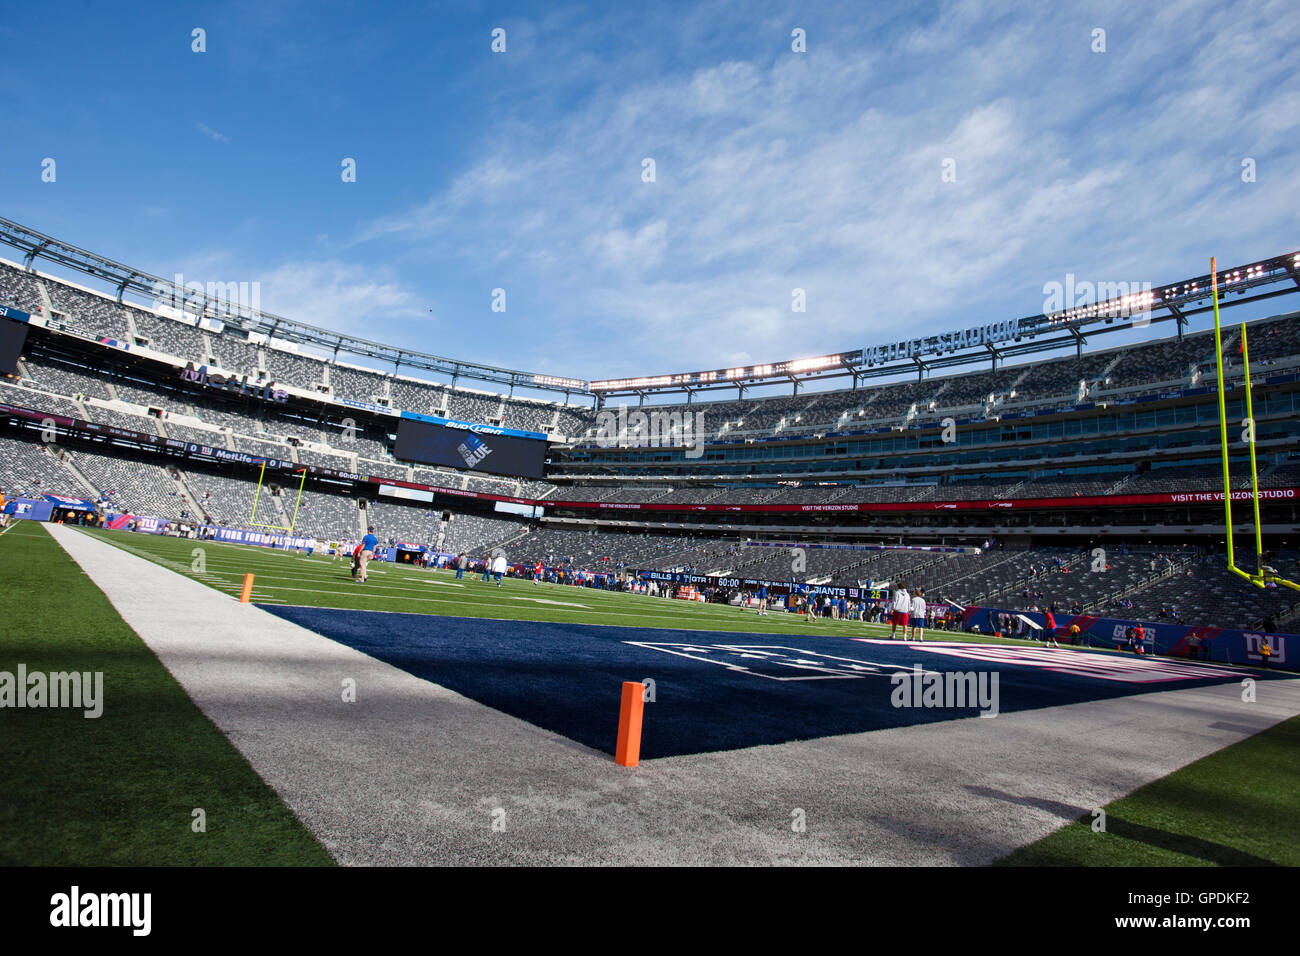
xmin=688 ymin=61 xmax=761 ymax=114
xmin=195 ymin=122 xmax=228 ymax=143
xmin=586 ymin=219 xmax=668 ymax=271
xmin=253 ymin=260 xmax=427 ymax=341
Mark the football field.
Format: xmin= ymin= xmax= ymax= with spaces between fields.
xmin=73 ymin=525 xmax=1013 ymax=637
xmin=4 ymin=522 xmax=1298 ymax=866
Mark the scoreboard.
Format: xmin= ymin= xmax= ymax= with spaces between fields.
xmin=394 ymin=418 xmax=548 ymax=479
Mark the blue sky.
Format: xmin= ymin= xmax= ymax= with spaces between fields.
xmin=1 ymin=0 xmax=1297 ymax=397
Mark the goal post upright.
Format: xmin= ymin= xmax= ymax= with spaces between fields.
xmin=249 ymin=458 xmax=298 ymax=532
xmin=1240 ymin=322 xmax=1265 ymax=575
xmin=284 ymin=467 xmax=308 ymax=533
xmin=1210 ymin=257 xmax=1249 ymax=584
xmin=1213 ymin=257 xmax=1300 ymax=594
xmin=250 ymin=459 xmax=268 ymax=527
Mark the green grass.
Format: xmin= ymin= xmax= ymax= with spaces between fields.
xmin=995 ymin=713 xmax=1300 ymax=866
xmin=73 ymin=525 xmax=1065 ymax=644
xmin=0 ymin=521 xmax=335 ymax=865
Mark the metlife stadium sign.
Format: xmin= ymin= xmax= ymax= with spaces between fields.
xmin=862 ymin=318 xmax=1023 ymax=366
xmin=589 ymin=317 xmax=1028 ymax=391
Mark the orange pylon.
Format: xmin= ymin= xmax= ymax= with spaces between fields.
xmin=614 ymin=681 xmax=645 ymax=767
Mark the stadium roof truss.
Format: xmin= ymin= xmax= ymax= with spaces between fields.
xmin=588 ymin=252 xmax=1300 ymax=401
xmin=2 ymin=216 xmax=1296 ymax=406
xmin=0 ymin=216 xmax=592 ymax=401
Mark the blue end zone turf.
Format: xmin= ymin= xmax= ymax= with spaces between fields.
xmin=262 ymin=606 xmax=1282 ymax=759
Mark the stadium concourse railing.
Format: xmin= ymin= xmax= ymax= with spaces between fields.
xmin=1276 ymin=602 xmax=1300 ymax=629
xmin=1087 ymin=553 xmax=1201 ymax=614
xmin=975 ymin=550 xmax=1091 ymax=606
xmin=923 ymin=547 xmax=1028 ymax=597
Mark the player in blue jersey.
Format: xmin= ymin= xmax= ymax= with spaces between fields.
xmin=355 ymin=526 xmax=379 ymax=583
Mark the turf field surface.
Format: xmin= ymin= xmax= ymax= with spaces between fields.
xmin=0 ymin=521 xmax=334 ymax=865
xmin=997 ymin=714 xmax=1300 ymax=866
xmin=70 ymin=527 xmax=1114 ymax=643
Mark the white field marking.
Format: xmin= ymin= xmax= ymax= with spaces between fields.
xmin=899 ymin=642 xmax=1243 ymax=683
xmin=154 ymin=565 xmax=472 ymax=596
xmin=624 ymin=642 xmax=909 ymax=682
xmin=266 ymin=577 xmax=475 ymax=599
xmin=499 ymin=597 xmax=590 ymax=608
xmin=235 ymin=584 xmax=661 ymax=618
xmin=258 ymin=572 xmax=467 ymax=591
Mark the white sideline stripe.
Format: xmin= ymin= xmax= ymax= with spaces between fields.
xmin=502 ymin=597 xmax=590 ymax=607
xmin=46 ymin=523 xmax=1300 ymax=867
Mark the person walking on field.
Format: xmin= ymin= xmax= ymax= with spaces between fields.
xmin=890 ymin=584 xmax=911 ymax=640
xmin=355 ymin=526 xmax=379 ymax=584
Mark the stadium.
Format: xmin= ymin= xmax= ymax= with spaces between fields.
xmin=4 ymin=218 xmax=1298 ymax=869
xmin=2 ymin=5 xmax=1298 ymax=917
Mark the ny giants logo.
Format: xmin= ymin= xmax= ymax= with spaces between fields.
xmin=1243 ymin=634 xmax=1286 ymax=664
xmin=457 ymin=434 xmax=493 ymax=468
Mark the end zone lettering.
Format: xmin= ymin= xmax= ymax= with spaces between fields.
xmin=180 ymin=362 xmax=288 ymax=403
